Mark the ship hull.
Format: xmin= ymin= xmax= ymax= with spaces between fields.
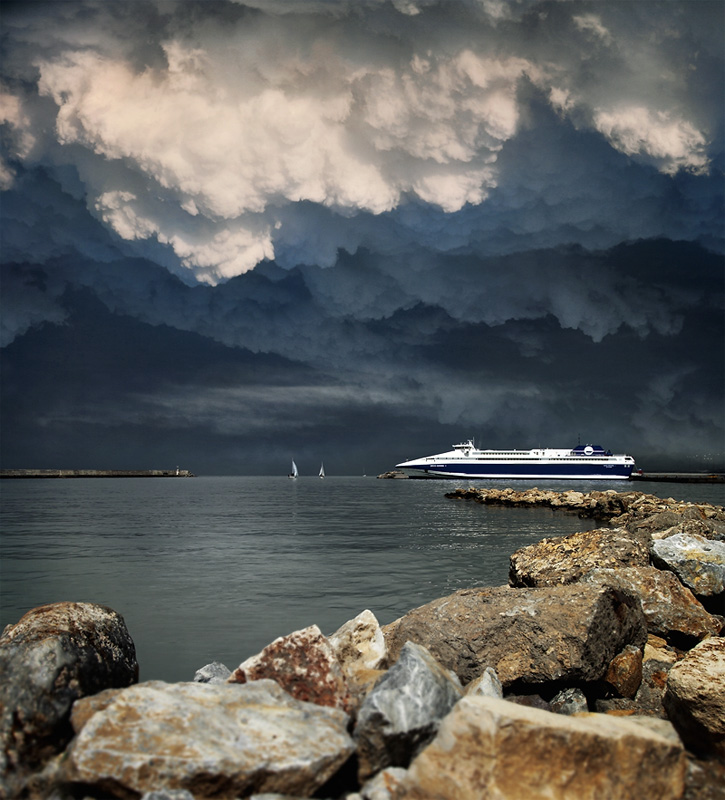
xmin=397 ymin=462 xmax=633 ymax=479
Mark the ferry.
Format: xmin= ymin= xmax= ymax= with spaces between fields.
xmin=396 ymin=441 xmax=635 ymax=480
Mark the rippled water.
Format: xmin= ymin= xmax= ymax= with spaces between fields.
xmin=1 ymin=476 xmax=722 ymax=682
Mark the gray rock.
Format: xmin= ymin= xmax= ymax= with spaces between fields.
xmin=651 ymin=534 xmax=725 ymax=597
xmin=193 ymin=661 xmax=231 ymax=683
xmin=550 ymin=687 xmax=589 ymax=715
xmin=141 ymin=792 xmax=196 ymax=800
xmin=63 ymin=679 xmax=354 ymax=798
xmin=383 ymin=584 xmax=647 ymax=688
xmin=631 ymin=659 xmax=674 ymax=718
xmin=354 ymin=641 xmax=462 ymax=781
xmin=0 ymin=602 xmax=138 ymax=796
xmin=249 ymin=795 xmax=312 ymax=800
xmin=595 ymin=697 xmax=640 ymax=715
xmin=505 ymin=693 xmax=551 ymax=712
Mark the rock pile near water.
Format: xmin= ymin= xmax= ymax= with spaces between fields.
xmin=2 ymin=489 xmax=724 ymax=799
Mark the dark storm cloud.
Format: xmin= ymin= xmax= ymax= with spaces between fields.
xmin=1 ymin=0 xmax=723 ymax=472
xmin=2 ymin=236 xmax=721 ymax=471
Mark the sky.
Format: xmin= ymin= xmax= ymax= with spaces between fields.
xmin=0 ymin=0 xmax=723 ymax=476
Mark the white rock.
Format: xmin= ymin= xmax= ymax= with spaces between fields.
xmin=329 ymin=609 xmax=387 ymax=674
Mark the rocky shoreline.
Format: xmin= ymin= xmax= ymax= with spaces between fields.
xmin=2 ymin=488 xmax=724 ymax=799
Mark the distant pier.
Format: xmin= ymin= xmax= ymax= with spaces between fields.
xmin=630 ymin=472 xmax=724 ymax=484
xmin=0 ymin=469 xmax=195 ymax=479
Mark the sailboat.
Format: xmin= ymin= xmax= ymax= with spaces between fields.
xmin=319 ymin=462 xmax=325 ymax=479
xmin=288 ymin=460 xmax=299 ymax=479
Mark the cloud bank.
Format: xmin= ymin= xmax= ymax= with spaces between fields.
xmin=2 ymin=0 xmax=721 ymax=285
xmin=1 ymin=0 xmax=723 ymax=472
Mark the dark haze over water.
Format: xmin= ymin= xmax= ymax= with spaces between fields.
xmin=2 ymin=476 xmax=723 ymax=682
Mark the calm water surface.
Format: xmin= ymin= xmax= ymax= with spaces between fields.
xmin=2 ymin=476 xmax=723 ymax=682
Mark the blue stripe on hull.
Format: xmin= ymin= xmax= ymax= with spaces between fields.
xmin=404 ymin=463 xmax=633 ymax=479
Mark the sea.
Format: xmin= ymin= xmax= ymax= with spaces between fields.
xmin=1 ymin=476 xmax=723 ymax=683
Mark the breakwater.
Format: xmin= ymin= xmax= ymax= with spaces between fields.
xmin=0 ymin=468 xmax=195 ymax=478
xmin=631 ymin=472 xmax=725 ymax=484
xmin=1 ymin=487 xmax=723 ymax=799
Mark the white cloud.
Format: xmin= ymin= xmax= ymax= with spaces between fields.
xmin=0 ymin=0 xmax=720 ymax=286
xmin=28 ymin=32 xmax=533 ymax=280
xmin=594 ymin=106 xmax=709 ymax=175
xmin=573 ymin=14 xmax=612 ymax=45
xmin=0 ymin=90 xmax=36 ymax=189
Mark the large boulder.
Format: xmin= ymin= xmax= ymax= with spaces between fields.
xmin=582 ymin=566 xmax=723 ymax=645
xmin=227 ymin=624 xmax=352 ymax=713
xmin=663 ymin=637 xmax=725 ymax=758
xmin=651 ymin=533 xmax=725 ymax=597
xmin=383 ymin=584 xmax=647 ymax=688
xmin=354 ymin=642 xmax=462 ymax=782
xmin=508 ymin=527 xmax=650 ymax=588
xmin=397 ymin=697 xmax=687 ymax=799
xmin=62 ymin=679 xmax=354 ymax=799
xmin=0 ymin=602 xmax=138 ymax=796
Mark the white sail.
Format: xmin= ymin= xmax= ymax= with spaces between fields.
xmin=319 ymin=462 xmax=325 ymax=478
xmin=289 ymin=460 xmax=299 ymax=479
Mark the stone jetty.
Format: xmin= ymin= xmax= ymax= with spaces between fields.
xmin=2 ymin=489 xmax=724 ymax=799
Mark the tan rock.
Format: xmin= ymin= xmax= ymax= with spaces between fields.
xmin=583 ymin=566 xmax=723 ymax=643
xmin=605 ymin=644 xmax=643 ymax=699
xmin=352 ymin=767 xmax=408 ymax=800
xmin=463 ymin=666 xmax=503 ymax=699
xmin=63 ymin=679 xmax=354 ymax=799
xmin=664 ymin=637 xmax=725 ymax=757
xmin=70 ymin=687 xmax=124 ymax=733
xmin=643 ymin=634 xmax=679 ymax=664
xmin=509 ymin=527 xmax=649 ymax=587
xmin=398 ymin=697 xmax=687 ymax=800
xmin=346 ymin=667 xmax=386 ymax=699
